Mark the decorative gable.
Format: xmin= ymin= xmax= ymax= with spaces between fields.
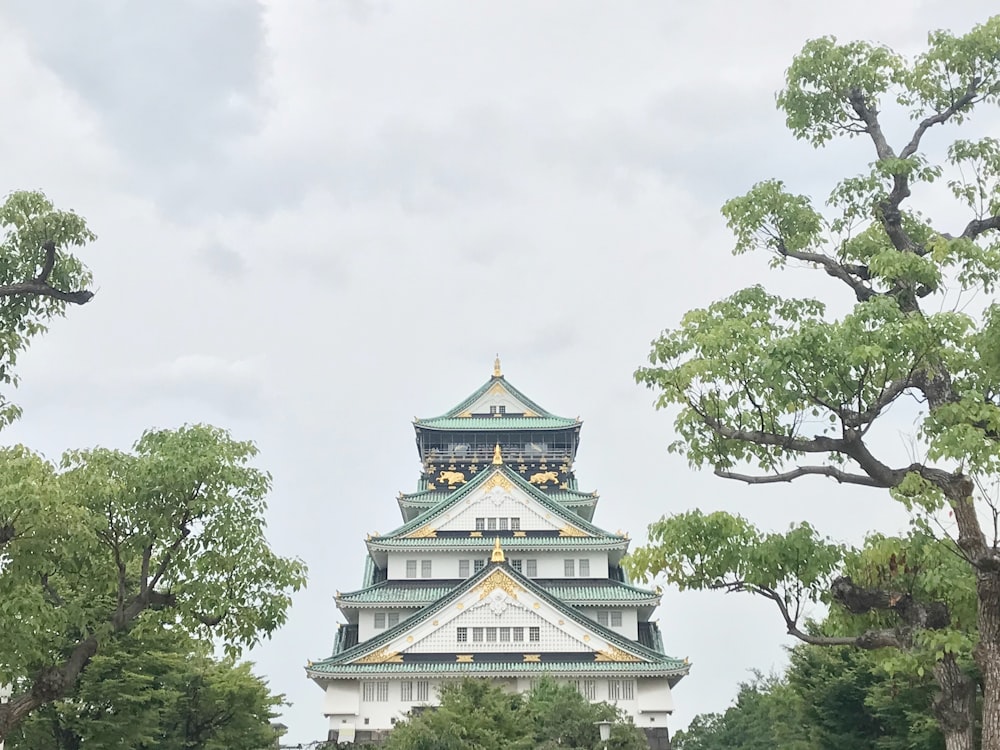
xmin=462 ymin=381 xmax=537 ymax=417
xmin=346 ymin=566 xmax=645 ymax=665
xmin=400 ymin=468 xmax=593 ymax=540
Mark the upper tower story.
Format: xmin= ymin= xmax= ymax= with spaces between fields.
xmin=412 ymin=358 xmax=582 ymax=494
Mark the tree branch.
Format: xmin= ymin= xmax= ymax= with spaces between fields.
xmin=899 ymin=78 xmax=982 ymax=159
xmin=957 ymin=214 xmax=1000 ymax=240
xmin=831 ymin=575 xmax=951 ymax=629
xmin=778 ymin=242 xmax=876 ymax=303
xmin=0 ymin=242 xmax=94 ymax=305
xmin=715 ymin=465 xmax=890 ymax=487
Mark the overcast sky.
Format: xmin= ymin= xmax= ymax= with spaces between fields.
xmin=2 ymin=1 xmax=997 ymax=743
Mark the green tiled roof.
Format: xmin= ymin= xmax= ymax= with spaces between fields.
xmin=414 ymin=416 xmax=579 ymax=431
xmin=310 ymin=560 xmax=685 ymax=680
xmin=368 ymin=536 xmax=628 ymax=551
xmin=337 ymin=579 xmax=660 ymax=607
xmin=421 ymin=374 xmax=565 ymax=420
xmin=376 ymin=465 xmax=621 ymax=543
xmin=307 ymin=660 xmax=688 ymax=682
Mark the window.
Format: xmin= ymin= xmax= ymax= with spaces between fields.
xmin=487 ymin=517 xmax=497 ymax=531
xmin=473 ymin=627 xmax=484 ymax=642
xmin=579 ymin=559 xmax=590 ymax=577
xmin=401 ymin=681 xmax=413 ymax=701
xmin=499 ymin=517 xmax=508 ymax=531
xmin=475 ymin=518 xmax=485 ymax=530
xmin=500 ymin=627 xmax=511 ymax=642
xmin=374 ymin=613 xmax=386 ymax=629
xmin=363 ymin=682 xmax=390 ymax=702
xmin=608 ymin=680 xmax=634 ymax=701
xmin=457 ymin=627 xmax=468 ymax=642
xmin=526 ymin=559 xmax=537 ymax=577
xmin=596 ymin=611 xmax=609 ymax=626
xmin=610 ymin=611 xmax=622 ymax=627
xmin=421 ymin=560 xmax=432 ymax=578
xmin=489 ymin=405 xmax=506 ymax=415
xmin=510 ymin=517 xmax=521 ymax=530
xmin=406 ymin=560 xmax=417 ymax=578
xmin=416 ymin=681 xmax=430 ymax=701
xmin=486 ymin=627 xmax=497 ymax=642
xmin=474 ymin=559 xmax=486 ymax=573
xmin=513 ymin=627 xmax=524 ymax=642
xmin=459 ymin=559 xmax=470 ymax=577
xmin=564 ymin=559 xmax=576 ymax=577
xmin=510 ymin=559 xmax=523 ymax=573
xmin=529 ymin=626 xmax=540 ymax=642
xmin=581 ymin=680 xmax=597 ymax=700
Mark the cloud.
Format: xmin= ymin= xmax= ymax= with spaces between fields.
xmin=198 ymin=241 xmax=247 ymax=279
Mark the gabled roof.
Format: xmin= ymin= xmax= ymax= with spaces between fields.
xmin=414 ymin=370 xmax=579 ymax=431
xmin=336 ymin=578 xmax=662 ymax=608
xmin=375 ymin=465 xmax=620 ymax=543
xmin=397 ymin=487 xmax=599 ymax=523
xmin=308 ymin=559 xmax=688 ymax=683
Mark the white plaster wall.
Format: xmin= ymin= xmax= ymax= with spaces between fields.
xmin=357 ymin=608 xmax=421 ymax=642
xmin=577 ymin=606 xmax=639 ymax=640
xmin=385 ymin=551 xmax=609 ymax=581
xmin=465 ymin=385 xmax=530 ymax=414
xmin=637 ymin=678 xmax=675 ymax=718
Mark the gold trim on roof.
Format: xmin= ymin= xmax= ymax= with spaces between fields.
xmin=354 ymin=647 xmax=402 ymax=664
xmin=407 ymin=524 xmax=437 ymax=539
xmin=491 ymin=537 xmax=505 ymax=563
xmin=493 ymin=355 xmax=502 ymax=377
xmin=522 ymin=409 xmax=539 ymax=417
xmin=595 ymin=646 xmax=642 ymax=663
xmin=475 ymin=569 xmax=523 ymax=600
xmin=559 ymin=525 xmax=589 ymax=538
xmin=457 ymin=654 xmax=474 ymax=663
xmin=482 ymin=472 xmax=513 ymax=493
xmin=492 ymin=443 xmax=503 ymax=465
xmin=523 ymin=654 xmax=541 ymax=663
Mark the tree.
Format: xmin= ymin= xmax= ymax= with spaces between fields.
xmin=629 ymin=14 xmax=1000 ymax=750
xmin=0 ymin=190 xmax=94 ymax=427
xmin=382 ymin=678 xmax=648 ymax=750
xmin=0 ymin=425 xmax=307 ymax=740
xmin=7 ymin=626 xmax=283 ymax=750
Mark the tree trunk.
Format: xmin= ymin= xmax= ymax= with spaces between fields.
xmin=933 ymin=654 xmax=977 ymax=750
xmin=979 ymin=570 xmax=1000 ymax=750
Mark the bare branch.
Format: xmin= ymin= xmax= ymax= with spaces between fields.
xmin=778 ymin=242 xmax=877 ymax=303
xmin=715 ymin=465 xmax=890 ymax=487
xmin=899 ymin=78 xmax=982 ymax=159
xmin=0 ymin=242 xmax=94 ymax=306
xmin=957 ymin=214 xmax=1000 ymax=240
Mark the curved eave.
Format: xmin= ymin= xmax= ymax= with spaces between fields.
xmin=307 ymin=660 xmax=690 ymax=685
xmin=365 ymin=537 xmax=629 ymax=553
xmin=413 ymin=418 xmax=581 ymax=432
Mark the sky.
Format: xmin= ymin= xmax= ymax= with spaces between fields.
xmin=1 ymin=0 xmax=997 ymax=743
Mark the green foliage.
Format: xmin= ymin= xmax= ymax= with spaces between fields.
xmin=8 ymin=626 xmax=282 ymax=750
xmin=0 ymin=190 xmax=94 ymax=427
xmin=0 ymin=424 xmax=307 ymax=729
xmin=383 ymin=678 xmax=648 ymax=750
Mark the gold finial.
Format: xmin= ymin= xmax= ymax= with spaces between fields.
xmin=491 ymin=537 xmax=505 ymax=563
xmin=493 ymin=354 xmax=502 ymax=378
xmin=492 ymin=443 xmax=503 ymax=465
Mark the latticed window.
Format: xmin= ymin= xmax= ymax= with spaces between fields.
xmin=457 ymin=627 xmax=468 ymax=642
xmin=406 ymin=560 xmax=417 ymax=578
xmin=564 ymin=559 xmax=575 ymax=577
xmin=510 ymin=517 xmax=521 ymax=530
xmin=416 ymin=681 xmax=430 ymax=701
xmin=526 ymin=559 xmax=537 ymax=577
xmin=610 ymin=611 xmax=622 ymax=627
xmin=596 ymin=611 xmax=609 ymax=626
xmin=608 ymin=680 xmax=634 ymax=701
xmin=474 ymin=559 xmax=486 ymax=573
xmin=459 ymin=560 xmax=470 ymax=577
xmin=473 ymin=627 xmax=484 ymax=642
xmin=374 ymin=613 xmax=386 ymax=629
xmin=498 ymin=517 xmax=508 ymax=530
xmin=500 ymin=627 xmax=511 ymax=642
xmin=400 ymin=682 xmax=413 ymax=701
xmin=529 ymin=626 xmax=540 ymax=642
xmin=578 ymin=559 xmax=590 ymax=577
xmin=510 ymin=559 xmax=523 ymax=573
xmin=487 ymin=517 xmax=497 ymax=530
xmin=513 ymin=627 xmax=524 ymax=641
xmin=475 ymin=518 xmax=485 ymax=530
xmin=582 ymin=680 xmax=597 ymax=700
xmin=363 ymin=682 xmax=389 ymax=702
xmin=486 ymin=627 xmax=497 ymax=642
xmin=388 ymin=612 xmax=399 ymax=627
xmin=421 ymin=560 xmax=432 ymax=578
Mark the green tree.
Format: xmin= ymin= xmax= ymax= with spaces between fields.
xmin=383 ymin=678 xmax=648 ymax=750
xmin=629 ymin=15 xmax=1000 ymax=750
xmin=8 ymin=626 xmax=282 ymax=750
xmin=0 ymin=190 xmax=94 ymax=428
xmin=0 ymin=426 xmax=307 ymax=740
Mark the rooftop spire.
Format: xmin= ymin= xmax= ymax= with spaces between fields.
xmin=492 ymin=443 xmax=503 ymax=465
xmin=491 ymin=537 xmax=505 ymax=563
xmin=493 ymin=354 xmax=502 ymax=378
